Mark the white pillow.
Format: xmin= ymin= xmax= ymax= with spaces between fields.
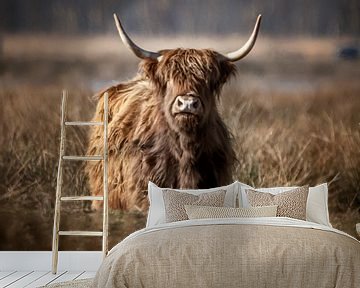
xmin=238 ymin=183 xmax=331 ymax=227
xmin=146 ymin=181 xmax=239 ymax=228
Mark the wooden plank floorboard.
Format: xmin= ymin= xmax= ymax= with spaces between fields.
xmin=75 ymin=271 xmax=96 ymax=280
xmin=48 ymin=271 xmax=84 ymax=284
xmin=0 ymin=251 xmax=101 ymax=287
xmin=0 ymin=251 xmax=102 ymax=271
xmin=6 ymin=271 xmax=48 ymax=288
xmin=0 ymin=271 xmax=32 ymax=287
xmin=0 ymin=272 xmax=16 ymax=282
xmin=24 ymin=271 xmax=66 ymax=288
xmin=0 ymin=270 xmax=96 ymax=287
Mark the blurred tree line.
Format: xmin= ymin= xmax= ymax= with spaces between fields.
xmin=0 ymin=0 xmax=359 ymax=36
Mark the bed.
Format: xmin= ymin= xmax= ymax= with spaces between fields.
xmin=92 ymin=182 xmax=360 ymax=288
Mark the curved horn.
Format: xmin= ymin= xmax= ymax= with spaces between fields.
xmin=113 ymin=13 xmax=161 ymax=60
xmin=225 ymin=14 xmax=262 ymax=62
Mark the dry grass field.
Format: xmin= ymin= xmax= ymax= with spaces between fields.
xmin=0 ymin=35 xmax=359 ymax=250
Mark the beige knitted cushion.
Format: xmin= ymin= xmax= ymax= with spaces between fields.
xmin=162 ymin=189 xmax=226 ymax=223
xmin=245 ymin=186 xmax=309 ymax=220
xmin=184 ymin=205 xmax=278 ymax=219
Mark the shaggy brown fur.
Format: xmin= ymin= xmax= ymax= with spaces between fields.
xmin=86 ymin=49 xmax=237 ymax=211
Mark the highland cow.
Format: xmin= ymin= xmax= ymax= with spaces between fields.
xmin=86 ymin=14 xmax=262 ymax=211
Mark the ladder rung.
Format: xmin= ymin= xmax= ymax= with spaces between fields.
xmin=61 ymin=196 xmax=104 ymax=201
xmin=59 ymin=231 xmax=103 ymax=236
xmin=62 ymin=155 xmax=103 ymax=161
xmin=65 ymin=121 xmax=103 ymax=126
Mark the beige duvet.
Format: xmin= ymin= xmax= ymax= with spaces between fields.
xmin=92 ymin=218 xmax=360 ymax=288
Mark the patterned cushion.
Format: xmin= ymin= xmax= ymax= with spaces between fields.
xmin=162 ymin=189 xmax=226 ymax=223
xmin=245 ymin=186 xmax=309 ymax=220
xmin=184 ymin=205 xmax=278 ymax=219
xmin=147 ymin=182 xmax=239 ymax=228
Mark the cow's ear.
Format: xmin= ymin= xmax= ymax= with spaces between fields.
xmin=211 ymin=59 xmax=236 ymax=98
xmin=218 ymin=60 xmax=236 ymax=85
xmin=140 ymin=58 xmax=159 ymax=82
xmin=140 ymin=58 xmax=168 ymax=94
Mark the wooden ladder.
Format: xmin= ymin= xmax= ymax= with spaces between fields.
xmin=52 ymin=90 xmax=109 ymax=274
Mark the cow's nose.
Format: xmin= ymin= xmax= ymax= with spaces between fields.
xmin=174 ymin=96 xmax=201 ymax=114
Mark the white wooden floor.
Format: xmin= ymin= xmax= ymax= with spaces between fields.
xmin=0 ymin=251 xmax=102 ymax=288
xmin=0 ymin=270 xmax=95 ymax=287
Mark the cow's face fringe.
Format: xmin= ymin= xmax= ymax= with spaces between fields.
xmin=140 ymin=49 xmax=236 ymax=134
